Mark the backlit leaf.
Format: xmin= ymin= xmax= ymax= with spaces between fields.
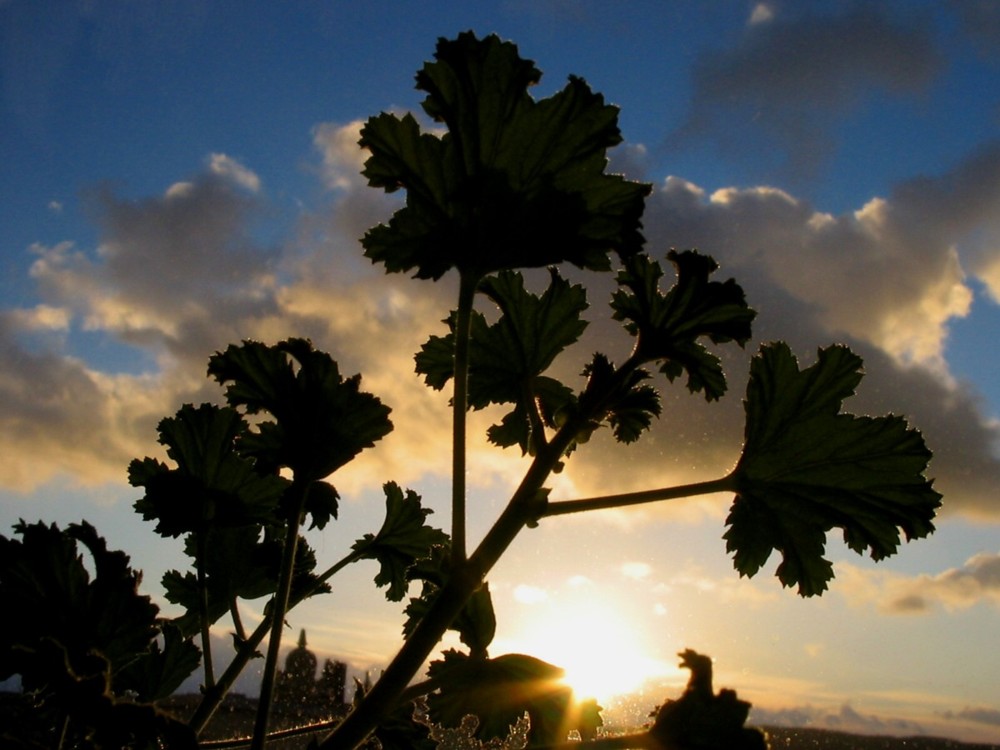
xmin=352 ymin=482 xmax=449 ymax=602
xmin=130 ymin=403 xmax=289 ymax=538
xmin=611 ymin=251 xmax=755 ymax=400
xmin=726 ymin=343 xmax=941 ymax=596
xmin=360 ymin=32 xmax=650 ymax=281
xmin=416 ymin=270 xmax=586 ymax=453
xmin=208 ymin=338 xmax=393 ymax=492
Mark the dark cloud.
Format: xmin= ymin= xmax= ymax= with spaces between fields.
xmin=752 ymin=702 xmax=926 ymax=736
xmin=947 ymin=706 xmax=1000 ymax=727
xmin=670 ymin=5 xmax=941 ymax=180
xmin=949 ymin=0 xmax=1000 ymax=63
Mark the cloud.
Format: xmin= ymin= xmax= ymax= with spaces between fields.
xmin=945 ymin=706 xmax=1000 ymax=728
xmin=671 ymin=4 xmax=941 ymax=179
xmin=31 ymin=154 xmax=277 ymax=360
xmin=621 ymin=561 xmax=652 ymax=580
xmin=513 ymin=584 xmax=548 ymax=604
xmin=5 ymin=116 xmax=1000 ymax=531
xmin=884 ymin=552 xmax=1000 ymax=613
xmin=752 ymin=702 xmax=926 ymax=737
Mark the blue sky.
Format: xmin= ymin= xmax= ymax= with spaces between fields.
xmin=2 ymin=0 xmax=1000 ymax=744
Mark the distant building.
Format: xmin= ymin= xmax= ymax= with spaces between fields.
xmin=273 ymin=629 xmax=349 ymax=723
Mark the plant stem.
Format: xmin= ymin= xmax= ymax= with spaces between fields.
xmin=191 ymin=529 xmax=362 ymax=736
xmin=230 ymin=598 xmax=247 ymax=643
xmin=540 ymin=474 xmax=738 ymax=518
xmin=316 ymin=420 xmax=582 ymax=749
xmin=197 ymin=531 xmax=215 ymax=690
xmin=451 ymin=272 xmax=478 ymax=564
xmin=190 ymin=617 xmax=271 ymax=735
xmin=249 ymin=482 xmax=308 ymax=750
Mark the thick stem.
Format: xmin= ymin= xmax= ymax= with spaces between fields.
xmin=541 ymin=474 xmax=738 ymax=518
xmin=316 ymin=426 xmax=580 ymax=749
xmin=250 ymin=482 xmax=308 ymax=750
xmin=196 ymin=531 xmax=215 ymax=690
xmin=450 ymin=272 xmax=478 ymax=564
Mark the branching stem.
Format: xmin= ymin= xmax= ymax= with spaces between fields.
xmin=541 ymin=474 xmax=737 ymax=518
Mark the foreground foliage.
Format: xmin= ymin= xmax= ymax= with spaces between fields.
xmin=0 ymin=32 xmax=940 ymax=750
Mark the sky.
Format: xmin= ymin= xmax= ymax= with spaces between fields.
xmin=2 ymin=0 xmax=1000 ymax=744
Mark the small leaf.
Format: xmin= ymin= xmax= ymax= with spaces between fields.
xmin=611 ymin=251 xmax=755 ymax=400
xmin=402 ymin=548 xmax=496 ymax=654
xmin=726 ymin=343 xmax=941 ymax=596
xmin=361 ymin=32 xmax=650 ymax=281
xmin=574 ymin=353 xmax=662 ymax=445
xmin=352 ymin=482 xmax=449 ymax=602
xmin=416 ymin=270 xmax=586 ymax=453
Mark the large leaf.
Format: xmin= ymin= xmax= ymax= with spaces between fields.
xmin=416 ymin=270 xmax=586 ymax=452
xmin=611 ymin=251 xmax=755 ymax=400
xmin=0 ymin=521 xmax=160 ymax=693
xmin=352 ymin=482 xmax=449 ymax=602
xmin=360 ymin=32 xmax=650 ymax=281
xmin=116 ymin=623 xmax=201 ymax=702
xmin=208 ymin=338 xmax=393 ymax=492
xmin=426 ymin=650 xmax=572 ymax=746
xmin=725 ymin=343 xmax=941 ymax=596
xmin=130 ymin=403 xmax=289 ymax=538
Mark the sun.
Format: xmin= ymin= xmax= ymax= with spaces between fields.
xmin=509 ymin=596 xmax=668 ymax=703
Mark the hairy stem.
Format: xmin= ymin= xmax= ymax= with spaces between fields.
xmin=541 ymin=474 xmax=738 ymax=518
xmin=250 ymin=482 xmax=308 ymax=750
xmin=451 ymin=272 xmax=478 ymax=564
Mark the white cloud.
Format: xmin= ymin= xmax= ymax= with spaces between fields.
xmin=208 ymin=153 xmax=261 ymax=193
xmin=748 ymin=3 xmax=774 ymax=26
xmin=313 ymin=120 xmax=369 ymax=191
xmin=621 ymin=561 xmax=652 ymax=580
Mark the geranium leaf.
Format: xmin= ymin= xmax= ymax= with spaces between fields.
xmin=130 ymin=403 xmax=289 ymax=538
xmin=208 ymin=339 xmax=393 ymax=487
xmin=0 ymin=521 xmax=161 ymax=694
xmin=726 ymin=343 xmax=941 ymax=596
xmin=360 ymin=32 xmax=650 ymax=281
xmin=611 ymin=251 xmax=755 ymax=400
xmin=116 ymin=623 xmax=201 ymax=702
xmin=352 ymin=482 xmax=449 ymax=602
xmin=576 ymin=353 xmax=661 ymax=445
xmin=426 ymin=650 xmax=572 ymax=745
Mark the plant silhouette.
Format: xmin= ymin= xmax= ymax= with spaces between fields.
xmin=0 ymin=32 xmax=941 ymax=750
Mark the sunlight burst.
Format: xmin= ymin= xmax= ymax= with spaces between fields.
xmin=511 ymin=598 xmax=668 ymax=703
